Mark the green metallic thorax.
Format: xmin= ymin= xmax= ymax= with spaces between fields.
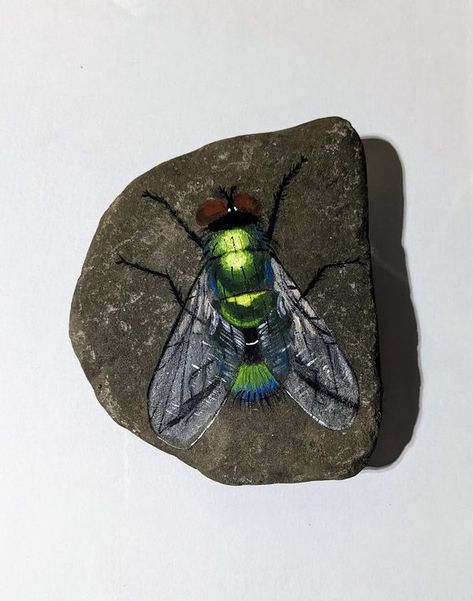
xmin=204 ymin=225 xmax=276 ymax=329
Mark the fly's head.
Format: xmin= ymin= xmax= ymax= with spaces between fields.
xmin=195 ymin=187 xmax=261 ymax=232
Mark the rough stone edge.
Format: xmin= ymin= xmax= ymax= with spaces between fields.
xmin=69 ymin=116 xmax=383 ymax=486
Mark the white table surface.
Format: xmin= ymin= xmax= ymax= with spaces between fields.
xmin=1 ymin=2 xmax=472 ymax=599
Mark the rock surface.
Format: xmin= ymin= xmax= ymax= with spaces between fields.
xmin=70 ymin=117 xmax=381 ymax=485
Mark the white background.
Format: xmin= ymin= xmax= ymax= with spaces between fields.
xmin=1 ymin=1 xmax=472 ymax=600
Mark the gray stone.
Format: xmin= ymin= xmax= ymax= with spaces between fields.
xmin=69 ymin=117 xmax=381 ymax=485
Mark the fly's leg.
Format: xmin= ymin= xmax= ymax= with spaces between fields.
xmin=116 ymin=254 xmax=184 ymax=307
xmin=142 ymin=190 xmax=203 ymax=249
xmin=302 ymin=257 xmax=365 ymax=298
xmin=266 ymin=155 xmax=308 ymax=243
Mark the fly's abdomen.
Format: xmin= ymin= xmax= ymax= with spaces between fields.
xmin=204 ymin=225 xmax=275 ymax=329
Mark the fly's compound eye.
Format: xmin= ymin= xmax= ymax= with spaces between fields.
xmin=233 ymin=193 xmax=260 ymax=217
xmin=196 ymin=199 xmax=228 ymax=226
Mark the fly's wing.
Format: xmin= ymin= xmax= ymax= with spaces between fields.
xmin=148 ymin=269 xmax=240 ymax=449
xmin=272 ymin=258 xmax=359 ymax=430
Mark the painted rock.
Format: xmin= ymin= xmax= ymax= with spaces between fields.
xmin=70 ymin=117 xmax=381 ymax=485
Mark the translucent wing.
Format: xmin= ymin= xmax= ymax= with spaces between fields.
xmin=148 ymin=268 xmax=242 ymax=449
xmin=272 ymin=258 xmax=359 ymax=430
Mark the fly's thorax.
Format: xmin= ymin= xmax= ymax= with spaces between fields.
xmin=203 ymin=225 xmax=275 ymax=328
xmin=203 ymin=224 xmax=267 ymax=257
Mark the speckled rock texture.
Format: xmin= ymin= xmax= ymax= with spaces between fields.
xmin=70 ymin=117 xmax=381 ymax=485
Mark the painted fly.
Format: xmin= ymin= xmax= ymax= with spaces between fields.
xmin=118 ymin=156 xmax=359 ymax=448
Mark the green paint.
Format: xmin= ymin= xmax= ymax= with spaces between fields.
xmin=231 ymin=362 xmax=277 ymax=396
xmin=211 ymin=228 xmax=252 ymax=256
xmin=219 ymin=291 xmax=275 ymax=328
xmin=206 ymin=225 xmax=274 ymax=329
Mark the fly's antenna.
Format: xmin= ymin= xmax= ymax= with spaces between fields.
xmin=217 ymin=185 xmax=237 ymax=210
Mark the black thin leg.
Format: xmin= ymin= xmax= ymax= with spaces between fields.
xmin=302 ymin=257 xmax=366 ymax=298
xmin=142 ymin=190 xmax=203 ymax=248
xmin=266 ymin=155 xmax=308 ymax=243
xmin=117 ymin=254 xmax=184 ymax=307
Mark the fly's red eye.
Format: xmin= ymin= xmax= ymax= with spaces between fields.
xmin=234 ymin=193 xmax=260 ymax=216
xmin=195 ymin=199 xmax=228 ymax=226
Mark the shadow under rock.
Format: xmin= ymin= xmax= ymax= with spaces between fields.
xmin=362 ymin=138 xmax=421 ymax=468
